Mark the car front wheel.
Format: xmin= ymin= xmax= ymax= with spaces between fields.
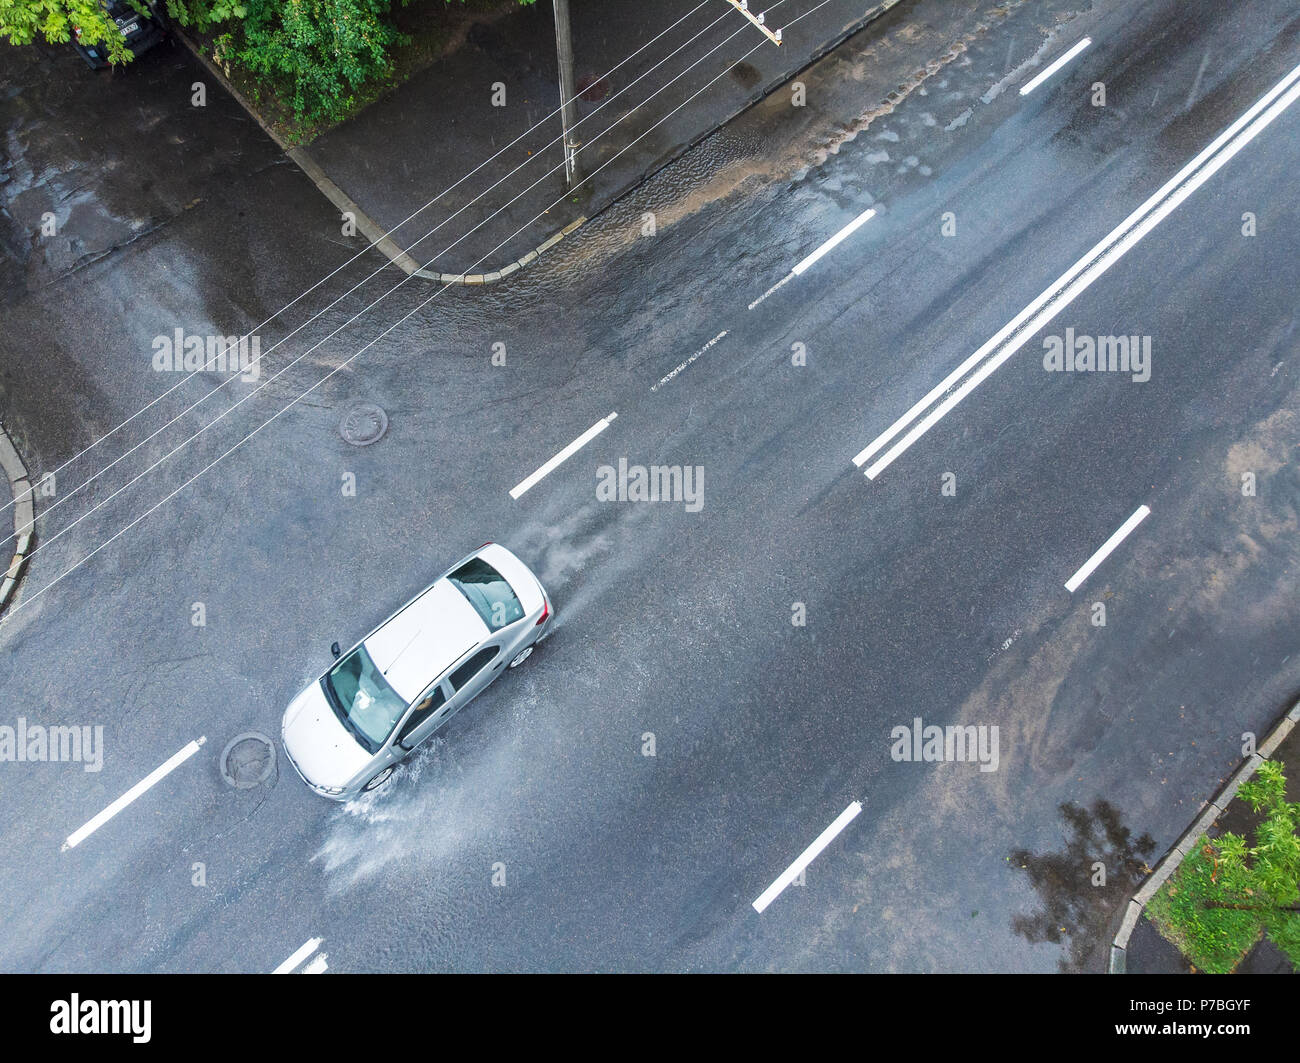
xmin=363 ymin=766 xmax=394 ymax=791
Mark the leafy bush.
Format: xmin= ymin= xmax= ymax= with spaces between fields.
xmin=1145 ymin=842 xmax=1263 ymax=973
xmin=215 ymin=0 xmax=407 ymax=124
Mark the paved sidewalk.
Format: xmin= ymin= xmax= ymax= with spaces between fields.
xmin=303 ymin=0 xmax=906 ymax=279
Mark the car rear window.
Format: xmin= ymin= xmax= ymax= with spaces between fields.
xmin=447 ymin=557 xmax=524 ymax=630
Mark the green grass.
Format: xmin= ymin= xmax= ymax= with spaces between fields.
xmin=1145 ymin=839 xmax=1263 ymax=973
xmin=1147 ymin=836 xmax=1300 ymax=973
xmin=1264 ymin=910 xmax=1300 ymax=970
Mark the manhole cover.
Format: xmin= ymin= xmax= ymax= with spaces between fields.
xmin=220 ymin=732 xmax=276 ymax=789
xmin=339 ymin=402 xmax=388 ymax=446
xmin=577 ymin=74 xmax=608 ymax=102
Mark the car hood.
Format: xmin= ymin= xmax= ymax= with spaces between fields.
xmin=281 ymin=682 xmax=372 ymax=790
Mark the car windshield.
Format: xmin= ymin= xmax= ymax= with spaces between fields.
xmin=447 ymin=557 xmax=524 ymax=630
xmin=322 ymin=645 xmax=409 ymax=751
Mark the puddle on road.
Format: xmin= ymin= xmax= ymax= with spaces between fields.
xmin=1009 ymin=799 xmax=1156 ymax=971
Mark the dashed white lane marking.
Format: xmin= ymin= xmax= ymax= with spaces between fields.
xmin=852 ymin=58 xmax=1300 ymax=480
xmin=752 ymin=800 xmax=863 ymax=914
xmin=509 ymin=412 xmax=618 ymax=500
xmin=1064 ymin=505 xmax=1150 ymax=593
xmin=652 ymin=331 xmax=728 ymax=391
xmin=62 ymin=737 xmax=206 ymax=852
xmin=274 ymin=938 xmax=323 ymax=974
xmin=1019 ymin=37 xmax=1091 ymax=95
xmin=749 ymin=207 xmax=878 ymax=310
xmin=793 ymin=207 xmax=878 ymax=277
xmin=748 ymin=272 xmax=794 ymax=310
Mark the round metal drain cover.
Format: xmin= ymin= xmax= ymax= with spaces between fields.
xmin=220 ymin=732 xmax=276 ymax=789
xmin=339 ymin=402 xmax=388 ymax=446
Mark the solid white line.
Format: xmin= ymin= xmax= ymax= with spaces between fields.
xmin=509 ymin=413 xmax=618 ymax=499
xmin=273 ymin=938 xmax=323 ymax=974
xmin=1020 ymin=37 xmax=1092 ymax=96
xmin=300 ymin=952 xmax=329 ymax=974
xmin=752 ymin=800 xmax=862 ymax=913
xmin=652 ymin=331 xmax=728 ymax=390
xmin=853 ymin=59 xmax=1300 ymax=479
xmin=791 ymin=208 xmax=877 ymax=276
xmin=61 ymin=737 xmax=206 ymax=852
xmin=1065 ymin=505 xmax=1150 ymax=593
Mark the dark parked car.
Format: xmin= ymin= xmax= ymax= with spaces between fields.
xmin=72 ymin=0 xmax=166 ymax=69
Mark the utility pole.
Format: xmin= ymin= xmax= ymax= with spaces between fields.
xmin=552 ymin=0 xmax=580 ymax=187
xmin=724 ymin=1 xmax=783 ymax=45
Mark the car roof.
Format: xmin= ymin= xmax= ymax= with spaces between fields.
xmin=363 ymin=578 xmax=489 ymax=702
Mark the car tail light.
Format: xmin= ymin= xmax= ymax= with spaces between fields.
xmin=536 ymin=599 xmax=550 ymax=625
xmin=480 ymin=541 xmax=494 ymax=548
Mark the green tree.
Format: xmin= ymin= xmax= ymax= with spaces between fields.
xmin=0 ymin=0 xmax=240 ymax=61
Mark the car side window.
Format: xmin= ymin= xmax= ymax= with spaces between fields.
xmin=449 ymin=647 xmax=499 ymax=691
xmin=396 ymin=686 xmax=447 ymax=744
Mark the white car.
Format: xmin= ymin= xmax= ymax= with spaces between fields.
xmin=281 ymin=543 xmax=553 ymax=799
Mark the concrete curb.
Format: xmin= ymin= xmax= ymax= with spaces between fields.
xmin=0 ymin=423 xmax=35 ymax=615
xmin=172 ymin=26 xmax=586 ymax=286
xmin=1107 ymin=699 xmax=1300 ymax=973
xmin=410 ymin=216 xmax=588 ymax=284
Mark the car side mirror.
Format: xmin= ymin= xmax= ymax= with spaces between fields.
xmin=331 ymin=641 xmax=341 ymax=659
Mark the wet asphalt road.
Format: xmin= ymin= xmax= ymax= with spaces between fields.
xmin=1 ymin=0 xmax=1298 ymax=972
